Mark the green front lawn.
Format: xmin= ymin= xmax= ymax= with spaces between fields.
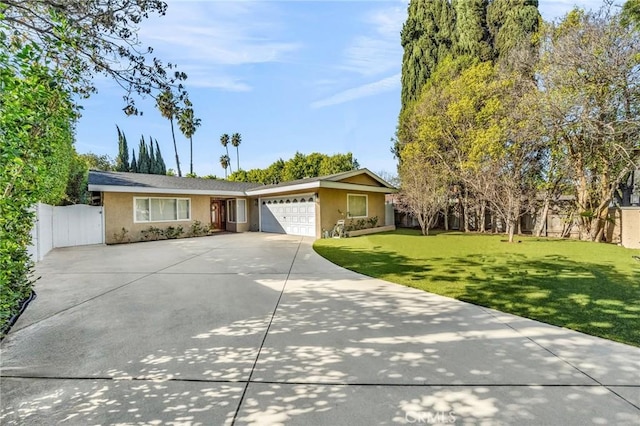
xmin=313 ymin=229 xmax=640 ymax=347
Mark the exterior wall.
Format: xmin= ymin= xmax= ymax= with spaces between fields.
xmin=340 ymin=175 xmax=382 ymax=186
xmin=318 ymin=188 xmax=386 ymax=236
xmin=620 ymin=207 xmax=640 ymax=249
xmin=103 ymin=192 xmax=211 ymax=244
xmin=248 ymin=197 xmax=260 ymax=231
xmin=605 ymin=208 xmax=622 ymax=244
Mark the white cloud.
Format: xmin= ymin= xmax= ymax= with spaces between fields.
xmin=311 ymin=73 xmax=400 ymax=108
xmin=311 ymin=3 xmax=405 ymax=107
xmin=179 ymin=66 xmax=251 ymax=91
xmin=341 ymin=5 xmax=405 ymax=76
xmin=137 ymin=1 xmax=300 ymax=91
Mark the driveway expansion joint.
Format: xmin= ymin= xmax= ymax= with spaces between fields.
xmin=230 ymin=237 xmax=303 ymax=426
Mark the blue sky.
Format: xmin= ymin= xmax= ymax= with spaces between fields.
xmin=75 ymin=0 xmax=607 ymax=178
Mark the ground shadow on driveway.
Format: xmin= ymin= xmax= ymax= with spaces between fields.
xmin=1 ymin=234 xmax=639 ymax=425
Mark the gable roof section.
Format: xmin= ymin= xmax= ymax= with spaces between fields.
xmin=88 ymin=171 xmax=261 ymax=196
xmin=88 ymin=169 xmax=397 ymax=197
xmin=245 ymin=169 xmax=396 ymax=196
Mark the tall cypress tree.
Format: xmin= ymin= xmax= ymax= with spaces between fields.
xmin=115 ymin=125 xmax=130 ymax=172
xmin=155 ymin=140 xmax=167 ymax=175
xmin=148 ymin=136 xmax=157 ymax=174
xmin=401 ymin=0 xmax=456 ymax=107
xmin=486 ymin=0 xmax=540 ymax=60
xmin=130 ymin=150 xmax=138 ymax=173
xmin=453 ymin=0 xmax=492 ymax=61
xmin=137 ymin=137 xmax=150 ymax=174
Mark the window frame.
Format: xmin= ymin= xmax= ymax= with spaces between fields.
xmin=347 ymin=193 xmax=368 ymax=219
xmin=133 ymin=196 xmax=191 ymax=223
xmin=227 ymin=199 xmax=247 ymax=223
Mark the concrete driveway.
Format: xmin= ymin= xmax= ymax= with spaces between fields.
xmin=1 ymin=233 xmax=638 ymax=425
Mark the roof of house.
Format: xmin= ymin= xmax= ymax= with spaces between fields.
xmin=244 ymin=168 xmax=396 ymax=196
xmin=88 ymin=169 xmax=396 ymax=197
xmin=88 ymin=171 xmax=262 ymax=196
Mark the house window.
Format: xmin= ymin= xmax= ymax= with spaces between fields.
xmin=227 ymin=199 xmax=247 ymax=223
xmin=134 ymin=197 xmax=190 ymax=222
xmin=347 ymin=194 xmax=368 ymax=218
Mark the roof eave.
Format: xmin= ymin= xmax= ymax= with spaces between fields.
xmin=319 ymin=181 xmax=397 ymax=193
xmin=245 ymin=181 xmax=321 ymax=196
xmin=88 ymin=184 xmax=247 ymax=197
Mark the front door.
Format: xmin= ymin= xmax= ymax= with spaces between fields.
xmin=211 ymin=199 xmax=226 ymax=230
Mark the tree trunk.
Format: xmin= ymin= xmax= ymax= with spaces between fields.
xmin=444 ymin=206 xmax=449 ymax=231
xmin=170 ymin=118 xmax=181 ymax=177
xmin=507 ymin=218 xmax=516 ymax=243
xmin=190 ymin=136 xmax=193 ymax=175
xmin=463 ymin=188 xmax=470 ymax=232
xmin=535 ymin=198 xmax=550 ymax=237
xmin=479 ymin=201 xmax=486 ymax=233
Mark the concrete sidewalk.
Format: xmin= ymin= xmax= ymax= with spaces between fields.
xmin=1 ymin=233 xmax=638 ymax=425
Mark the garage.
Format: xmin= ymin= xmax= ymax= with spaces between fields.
xmin=260 ymin=195 xmax=316 ymax=237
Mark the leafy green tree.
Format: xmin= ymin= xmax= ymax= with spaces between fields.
xmin=228 ymin=152 xmax=359 ymax=184
xmin=622 ymin=0 xmax=640 ymax=28
xmin=282 ymin=152 xmax=308 ymax=181
xmin=231 ymin=133 xmax=242 ymax=171
xmin=115 ymin=126 xmax=130 ymax=172
xmin=63 ymin=152 xmax=90 ymax=205
xmin=320 ymin=153 xmax=360 ymax=175
xmin=80 ymin=152 xmax=114 ymax=171
xmin=1 ymin=0 xmax=187 ymax=115
xmin=177 ymin=97 xmax=201 ymax=175
xmin=402 ymin=58 xmax=543 ymax=242
xmin=156 ymin=90 xmax=182 ymax=176
xmin=0 ymin=50 xmax=75 ymax=330
xmin=398 ymin=144 xmax=450 ymax=235
xmin=537 ymin=4 xmax=640 ymax=241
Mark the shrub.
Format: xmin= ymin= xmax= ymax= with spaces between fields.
xmin=140 ymin=226 xmax=163 ymax=241
xmin=164 ymin=225 xmax=184 ymax=239
xmin=112 ymin=227 xmax=129 ymax=244
xmin=189 ymin=220 xmax=208 ymax=237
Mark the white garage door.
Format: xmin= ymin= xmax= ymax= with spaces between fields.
xmin=261 ymin=195 xmax=316 ymax=237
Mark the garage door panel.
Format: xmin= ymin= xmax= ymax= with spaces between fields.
xmin=261 ymin=195 xmax=315 ymax=237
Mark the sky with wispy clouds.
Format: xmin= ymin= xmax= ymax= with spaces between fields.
xmin=75 ymin=0 xmax=607 ymax=177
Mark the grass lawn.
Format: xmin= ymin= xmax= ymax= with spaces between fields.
xmin=313 ymin=229 xmax=640 ymax=347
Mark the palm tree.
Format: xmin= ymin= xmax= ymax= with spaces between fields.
xmin=220 ymin=154 xmax=230 ymax=178
xmin=156 ymin=90 xmax=182 ymax=176
xmin=220 ymin=133 xmax=232 ymax=174
xmin=177 ymin=97 xmax=201 ymax=175
xmin=231 ymin=132 xmax=241 ymax=171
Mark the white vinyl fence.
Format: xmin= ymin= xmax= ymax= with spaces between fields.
xmin=28 ymin=203 xmax=104 ymax=261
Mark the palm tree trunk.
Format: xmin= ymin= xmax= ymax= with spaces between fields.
xmin=190 ymin=136 xmax=193 ymax=175
xmin=225 ymin=147 xmax=233 ymax=174
xmin=236 ymin=147 xmax=240 ymax=171
xmin=170 ymin=118 xmax=181 ymax=177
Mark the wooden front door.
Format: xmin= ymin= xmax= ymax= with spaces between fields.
xmin=211 ymin=199 xmax=225 ymax=230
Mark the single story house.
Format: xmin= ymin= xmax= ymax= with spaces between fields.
xmin=88 ymin=169 xmax=397 ymax=244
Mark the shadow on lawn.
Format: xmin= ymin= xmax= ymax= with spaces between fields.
xmin=314 ymin=245 xmax=640 ymax=346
